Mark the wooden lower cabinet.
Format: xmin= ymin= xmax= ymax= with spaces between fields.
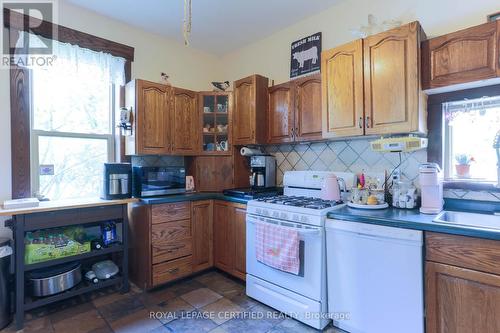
xmin=129 ymin=199 xmax=246 ymax=289
xmin=192 ymin=200 xmax=214 ymax=272
xmin=426 ymin=261 xmax=500 ymax=333
xmin=232 ymin=206 xmax=247 ymax=280
xmin=153 ymin=256 xmax=193 ymax=287
xmin=425 ymin=232 xmax=500 ymax=333
xmin=213 ymin=200 xmax=247 ymax=280
xmin=213 ymin=201 xmax=234 ymax=272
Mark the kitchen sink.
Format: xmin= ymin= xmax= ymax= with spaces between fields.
xmin=433 ymin=211 xmax=500 ymax=231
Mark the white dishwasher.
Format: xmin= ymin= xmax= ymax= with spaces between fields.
xmin=325 ymin=219 xmax=423 ymax=333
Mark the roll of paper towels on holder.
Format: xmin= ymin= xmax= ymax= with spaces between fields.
xmin=240 ymin=147 xmax=263 ymax=156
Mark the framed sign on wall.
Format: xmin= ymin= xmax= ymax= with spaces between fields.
xmin=290 ymin=32 xmax=322 ymax=79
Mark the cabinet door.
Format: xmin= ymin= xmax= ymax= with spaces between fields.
xmin=194 ymin=157 xmax=234 ymax=192
xmin=172 ymin=87 xmax=199 ymax=155
xmin=213 ymin=201 xmax=234 ymax=273
xmin=135 ymin=80 xmax=172 ymax=155
xmin=192 ymin=200 xmax=213 ymax=272
xmin=426 ymin=261 xmax=500 ymax=333
xmin=232 ymin=205 xmax=247 ymax=280
xmin=364 ymin=22 xmax=422 ymax=135
xmin=321 ymin=39 xmax=364 ymax=138
xmin=422 ymin=21 xmax=498 ymax=89
xmin=267 ymin=82 xmax=294 ymax=143
xmin=233 ymin=76 xmax=255 ymax=144
xmin=295 ymin=74 xmax=322 ymax=142
xmin=195 ymin=157 xmax=216 ymax=192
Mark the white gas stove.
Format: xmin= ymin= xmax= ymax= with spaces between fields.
xmin=246 ymin=171 xmax=355 ymax=330
xmin=246 ymin=171 xmax=355 ymax=226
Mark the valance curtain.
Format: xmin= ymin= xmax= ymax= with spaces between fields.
xmin=14 ymin=31 xmax=126 ymax=86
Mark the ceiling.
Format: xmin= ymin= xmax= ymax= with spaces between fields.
xmin=65 ymin=0 xmax=342 ymax=55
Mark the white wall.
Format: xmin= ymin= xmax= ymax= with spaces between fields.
xmin=220 ymin=0 xmax=500 ymax=83
xmin=0 ymin=1 xmax=222 ymax=237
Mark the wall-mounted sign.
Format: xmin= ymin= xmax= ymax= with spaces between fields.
xmin=290 ymin=32 xmax=322 ymax=79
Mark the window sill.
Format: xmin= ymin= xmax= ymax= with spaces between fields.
xmin=444 ymin=180 xmax=500 ymax=192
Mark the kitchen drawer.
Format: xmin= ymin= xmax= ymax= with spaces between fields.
xmin=152 ymin=238 xmax=192 ymax=264
xmin=152 ymin=219 xmax=191 ymax=244
xmin=426 ymin=232 xmax=500 ymax=275
xmin=152 ymin=202 xmax=190 ymax=224
xmin=152 ymin=256 xmax=193 ymax=286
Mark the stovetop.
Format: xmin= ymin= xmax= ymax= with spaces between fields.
xmin=255 ymin=195 xmax=342 ymax=210
xmin=223 ymin=187 xmax=283 ymax=200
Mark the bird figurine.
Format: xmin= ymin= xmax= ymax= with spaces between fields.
xmin=211 ymin=81 xmax=230 ymax=91
xmin=160 ymin=72 xmax=171 ymax=86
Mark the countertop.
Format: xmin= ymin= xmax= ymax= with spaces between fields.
xmin=327 ymin=202 xmax=500 ymax=241
xmin=0 ymin=197 xmax=138 ymax=216
xmin=138 ymin=192 xmax=249 ymax=205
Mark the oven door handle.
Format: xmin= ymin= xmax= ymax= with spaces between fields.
xmin=246 ymin=216 xmax=321 ymax=235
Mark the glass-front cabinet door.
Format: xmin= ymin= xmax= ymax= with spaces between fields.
xmin=200 ymin=92 xmax=232 ymax=155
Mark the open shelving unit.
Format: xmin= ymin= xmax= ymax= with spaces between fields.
xmin=7 ymin=204 xmax=129 ymax=330
xmin=199 ymin=91 xmax=232 ymax=155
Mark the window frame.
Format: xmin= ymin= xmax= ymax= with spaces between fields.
xmin=427 ymin=84 xmax=500 ymax=192
xmin=29 ymin=83 xmax=117 ymax=199
xmin=5 ymin=8 xmax=134 ymax=199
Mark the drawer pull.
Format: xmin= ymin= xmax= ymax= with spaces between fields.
xmin=168 ymin=268 xmax=179 ymax=274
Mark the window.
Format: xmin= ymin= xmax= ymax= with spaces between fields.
xmin=29 ymin=37 xmax=125 ymax=200
xmin=443 ymin=96 xmax=500 ymax=183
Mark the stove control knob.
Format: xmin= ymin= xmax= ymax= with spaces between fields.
xmin=256 ymin=208 xmax=262 ymax=214
xmin=292 ymin=214 xmax=299 ymax=221
xmin=280 ymin=212 xmax=287 ymax=219
xmin=273 ymin=211 xmax=279 ymax=218
xmin=301 ymin=216 xmax=309 ymax=223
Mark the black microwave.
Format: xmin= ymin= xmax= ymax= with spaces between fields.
xmin=133 ymin=166 xmax=186 ymax=197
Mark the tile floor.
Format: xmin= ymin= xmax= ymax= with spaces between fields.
xmin=2 ymin=270 xmax=345 ymax=333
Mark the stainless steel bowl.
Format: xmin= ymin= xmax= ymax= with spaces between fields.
xmin=29 ymin=262 xmax=82 ymax=297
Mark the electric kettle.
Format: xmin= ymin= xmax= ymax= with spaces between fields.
xmin=321 ymin=175 xmax=342 ymax=201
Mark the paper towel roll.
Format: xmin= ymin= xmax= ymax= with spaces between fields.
xmin=240 ymin=147 xmax=262 ymax=156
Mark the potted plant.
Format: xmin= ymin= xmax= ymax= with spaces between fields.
xmin=455 ymin=154 xmax=475 ymax=178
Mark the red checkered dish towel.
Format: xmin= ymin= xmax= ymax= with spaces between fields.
xmin=255 ymin=221 xmax=300 ymax=275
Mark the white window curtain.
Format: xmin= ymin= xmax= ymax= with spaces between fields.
xmin=15 ymin=32 xmax=126 ymax=86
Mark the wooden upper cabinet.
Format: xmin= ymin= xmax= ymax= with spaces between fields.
xmin=364 ymin=21 xmax=426 ymax=135
xmin=322 ymin=40 xmax=364 ymax=138
xmin=191 ymin=200 xmax=213 ymax=272
xmin=233 ymin=74 xmax=269 ymax=145
xmin=267 ymin=82 xmax=294 ymax=143
xmin=294 ymin=74 xmax=322 ymax=142
xmin=172 ymin=87 xmax=199 ymax=155
xmin=126 ymin=79 xmax=172 ymax=155
xmin=422 ymin=21 xmax=499 ymax=90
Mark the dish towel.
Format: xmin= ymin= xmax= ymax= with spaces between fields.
xmin=255 ymin=221 xmax=300 ymax=275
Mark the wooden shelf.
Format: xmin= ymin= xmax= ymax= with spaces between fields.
xmin=203 ymin=112 xmax=228 ymax=116
xmin=25 ymin=244 xmax=124 ymax=271
xmin=24 ymin=275 xmax=123 ymax=310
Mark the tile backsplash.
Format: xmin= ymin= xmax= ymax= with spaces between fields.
xmin=259 ymin=138 xmax=500 ymax=203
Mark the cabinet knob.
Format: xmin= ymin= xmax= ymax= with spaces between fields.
xmin=168 ymin=268 xmax=179 ymax=274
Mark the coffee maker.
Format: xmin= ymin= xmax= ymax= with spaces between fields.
xmin=250 ymin=155 xmax=276 ymax=188
xmin=101 ymin=163 xmax=132 ymax=200
xmin=419 ymin=163 xmax=443 ymax=214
